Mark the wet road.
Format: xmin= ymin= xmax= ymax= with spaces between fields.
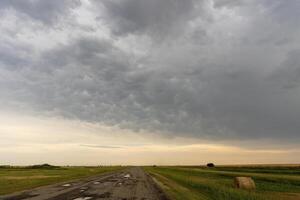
xmin=0 ymin=167 xmax=168 ymax=200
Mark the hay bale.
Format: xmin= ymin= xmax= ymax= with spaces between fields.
xmin=234 ymin=177 xmax=255 ymax=190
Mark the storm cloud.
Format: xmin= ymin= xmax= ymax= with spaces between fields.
xmin=0 ymin=0 xmax=300 ymax=142
xmin=0 ymin=0 xmax=80 ymax=24
xmin=98 ymin=0 xmax=202 ymax=37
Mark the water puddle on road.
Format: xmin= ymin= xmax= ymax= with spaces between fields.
xmin=73 ymin=197 xmax=92 ymax=200
xmin=62 ymin=184 xmax=71 ymax=187
xmin=124 ymin=174 xmax=131 ymax=178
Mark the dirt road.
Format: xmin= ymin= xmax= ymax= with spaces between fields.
xmin=0 ymin=167 xmax=168 ymax=200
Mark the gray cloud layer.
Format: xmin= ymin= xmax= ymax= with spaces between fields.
xmin=0 ymin=0 xmax=80 ymax=24
xmin=99 ymin=0 xmax=201 ymax=38
xmin=0 ymin=0 xmax=300 ymax=141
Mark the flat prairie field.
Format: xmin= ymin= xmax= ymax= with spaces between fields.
xmin=144 ymin=165 xmax=300 ymax=200
xmin=0 ymin=166 xmax=123 ymax=195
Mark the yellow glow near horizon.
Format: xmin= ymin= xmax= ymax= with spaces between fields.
xmin=0 ymin=112 xmax=299 ymax=166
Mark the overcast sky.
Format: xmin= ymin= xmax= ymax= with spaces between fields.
xmin=0 ymin=0 xmax=300 ymax=165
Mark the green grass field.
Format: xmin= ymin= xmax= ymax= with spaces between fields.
xmin=0 ymin=165 xmax=124 ymax=195
xmin=145 ymin=165 xmax=300 ymax=200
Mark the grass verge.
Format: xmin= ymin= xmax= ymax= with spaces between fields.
xmin=144 ymin=166 xmax=300 ymax=200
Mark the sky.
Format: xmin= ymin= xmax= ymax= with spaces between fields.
xmin=0 ymin=0 xmax=300 ymax=165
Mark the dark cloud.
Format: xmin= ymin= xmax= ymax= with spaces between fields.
xmin=263 ymin=0 xmax=300 ymax=25
xmin=0 ymin=0 xmax=300 ymax=142
xmin=80 ymin=144 xmax=123 ymax=149
xmin=98 ymin=0 xmax=203 ymax=38
xmin=270 ymin=50 xmax=300 ymax=89
xmin=213 ymin=0 xmax=245 ymax=8
xmin=0 ymin=0 xmax=80 ymax=24
xmin=0 ymin=41 xmax=32 ymax=70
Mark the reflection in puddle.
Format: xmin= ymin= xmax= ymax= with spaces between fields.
xmin=73 ymin=197 xmax=92 ymax=200
xmin=124 ymin=174 xmax=131 ymax=178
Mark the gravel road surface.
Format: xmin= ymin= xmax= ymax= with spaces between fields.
xmin=0 ymin=167 xmax=168 ymax=200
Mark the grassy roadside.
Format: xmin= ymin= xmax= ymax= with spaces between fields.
xmin=144 ymin=166 xmax=300 ymax=200
xmin=0 ymin=166 xmax=124 ymax=195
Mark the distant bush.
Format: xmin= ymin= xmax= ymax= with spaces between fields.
xmin=0 ymin=165 xmax=11 ymax=169
xmin=28 ymin=164 xmax=59 ymax=169
xmin=207 ymin=163 xmax=215 ymax=168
